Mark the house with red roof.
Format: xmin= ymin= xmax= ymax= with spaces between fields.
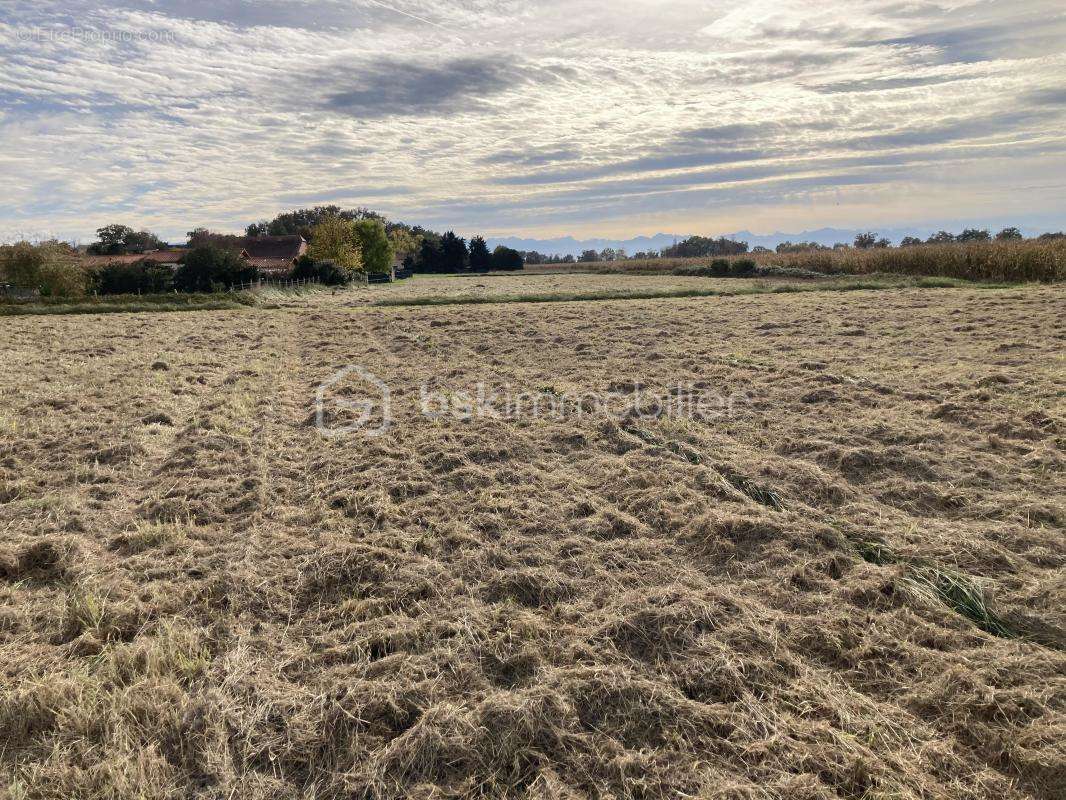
xmin=238 ymin=235 xmax=307 ymax=274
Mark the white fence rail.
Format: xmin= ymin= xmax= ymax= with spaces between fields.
xmin=229 ymin=277 xmax=317 ymax=292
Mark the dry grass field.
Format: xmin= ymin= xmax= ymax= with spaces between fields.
xmin=380 ymin=273 xmax=756 ymax=299
xmin=329 ymin=273 xmax=964 ymax=308
xmin=1 ymin=278 xmax=1064 ymax=799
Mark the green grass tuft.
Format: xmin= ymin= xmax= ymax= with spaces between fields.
xmin=0 ymin=292 xmax=251 ymax=316
xmin=730 ymin=476 xmax=785 ymax=511
xmin=844 ymin=532 xmax=1017 ymax=639
xmin=903 ymin=565 xmax=1014 ymax=638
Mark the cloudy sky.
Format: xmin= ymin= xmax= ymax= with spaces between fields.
xmin=1 ymin=0 xmax=1065 ymax=243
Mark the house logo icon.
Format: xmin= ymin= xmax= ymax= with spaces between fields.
xmin=315 ymin=365 xmax=392 ymax=438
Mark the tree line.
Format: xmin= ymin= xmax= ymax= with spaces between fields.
xmin=521 ymin=228 xmax=1066 ymax=263
xmin=243 ymin=205 xmax=524 ymax=274
xmin=0 ymin=205 xmax=530 ymax=297
xmin=410 ymin=231 xmax=523 ymax=274
xmin=769 ymin=227 xmax=1046 ymax=254
xmin=6 ymin=214 xmax=1064 ymax=299
xmin=71 ymin=205 xmax=527 ymax=291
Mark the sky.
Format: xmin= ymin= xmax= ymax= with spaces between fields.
xmin=1 ymin=0 xmax=1065 ymax=244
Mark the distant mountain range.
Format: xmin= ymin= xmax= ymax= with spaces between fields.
xmin=486 ymin=225 xmax=1049 ymax=257
xmin=484 ymin=233 xmax=688 ymax=258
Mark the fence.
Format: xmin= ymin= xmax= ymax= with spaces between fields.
xmin=229 ymin=277 xmax=322 ymax=292
xmin=0 ymin=285 xmax=41 ymax=301
xmin=223 ymin=270 xmax=379 ymax=292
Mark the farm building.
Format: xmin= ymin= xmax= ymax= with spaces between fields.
xmin=79 ymin=236 xmax=308 ymax=276
xmin=80 ymin=249 xmax=185 ymax=269
xmin=238 ymin=235 xmax=307 ymax=274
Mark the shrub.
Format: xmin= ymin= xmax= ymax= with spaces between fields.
xmin=731 ymin=258 xmax=756 ymax=276
xmin=39 ymin=262 xmax=91 ymax=297
xmin=1 ymin=242 xmax=44 ymax=286
xmin=491 ymin=246 xmax=524 ymax=271
xmin=95 ymin=262 xmax=174 ymax=295
xmin=291 ymin=256 xmax=350 ymax=286
xmin=1 ymin=241 xmax=89 ymax=297
xmin=173 ymin=246 xmax=257 ymax=292
xmin=710 ymin=258 xmax=729 ymax=276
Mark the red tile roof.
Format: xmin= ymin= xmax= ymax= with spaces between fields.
xmin=239 ymin=235 xmax=307 ymax=261
xmin=80 ymin=250 xmax=185 ymax=267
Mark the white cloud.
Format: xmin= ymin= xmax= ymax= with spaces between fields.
xmin=0 ymin=0 xmax=1063 ymax=242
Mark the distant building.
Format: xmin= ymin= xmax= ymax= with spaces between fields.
xmin=238 ymin=235 xmax=307 ymax=274
xmin=80 ymin=250 xmax=185 ymax=269
xmin=79 ymin=236 xmax=308 ymax=277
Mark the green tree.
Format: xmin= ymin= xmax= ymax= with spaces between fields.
xmin=469 ymin=236 xmax=491 ymax=272
xmin=439 ymin=231 xmax=468 ymax=273
xmin=662 ymin=236 xmax=748 ymax=258
xmin=578 ymin=249 xmax=599 ymax=262
xmin=777 ymin=241 xmax=827 ymax=253
xmin=995 ymin=227 xmax=1023 ymax=241
xmin=307 ymin=216 xmax=363 ymax=275
xmin=491 ymin=245 xmax=524 ymax=271
xmin=927 ymin=230 xmax=955 ymax=244
xmin=353 ymin=219 xmax=393 ymax=274
xmin=387 ymin=227 xmax=420 ymax=261
xmin=88 ymin=224 xmax=164 ymax=254
xmin=187 ymin=228 xmax=244 ymax=249
xmin=416 ymin=236 xmax=443 ymax=273
xmin=853 ymin=232 xmax=879 ymax=249
xmin=957 ymin=228 xmax=991 ymax=243
xmin=256 ymin=205 xmax=387 ymax=240
xmin=900 ymin=236 xmax=923 ymax=247
xmin=123 ymin=229 xmax=164 ymax=253
xmin=91 ymin=224 xmax=135 ymax=254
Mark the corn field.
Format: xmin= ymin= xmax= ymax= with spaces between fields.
xmin=527 ymin=239 xmax=1066 ymax=283
xmin=756 ymin=239 xmax=1066 ymax=283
